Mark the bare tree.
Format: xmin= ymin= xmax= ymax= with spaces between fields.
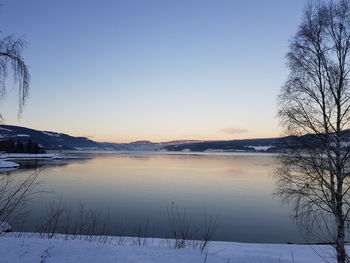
xmin=0 ymin=6 xmax=33 ymax=233
xmin=0 ymin=34 xmax=30 ymax=117
xmin=0 ymin=170 xmax=40 ymax=233
xmin=277 ymin=1 xmax=350 ymax=262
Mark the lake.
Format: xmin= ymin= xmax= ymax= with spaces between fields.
xmin=3 ymin=151 xmax=305 ymax=243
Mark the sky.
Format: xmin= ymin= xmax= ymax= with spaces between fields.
xmin=0 ymin=0 xmax=306 ymax=143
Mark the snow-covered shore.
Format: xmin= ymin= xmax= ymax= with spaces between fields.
xmin=0 ymin=153 xmax=63 ymax=170
xmin=0 ymin=160 xmax=20 ymax=168
xmin=0 ymin=153 xmax=63 ymax=160
xmin=0 ymin=232 xmax=339 ymax=263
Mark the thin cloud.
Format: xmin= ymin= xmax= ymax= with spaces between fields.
xmin=221 ymin=127 xmax=248 ymax=135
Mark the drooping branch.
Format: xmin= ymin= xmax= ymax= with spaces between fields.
xmin=0 ymin=35 xmax=30 ymax=117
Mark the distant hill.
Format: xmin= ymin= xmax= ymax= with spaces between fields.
xmin=0 ymin=125 xmax=102 ymax=150
xmin=0 ymin=125 xmax=283 ymax=152
xmin=160 ymin=138 xmax=278 ymax=152
xmin=160 ymin=131 xmax=350 ymax=153
xmin=0 ymin=125 xmax=202 ymax=151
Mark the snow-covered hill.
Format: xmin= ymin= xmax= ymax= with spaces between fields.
xmin=0 ymin=125 xmax=282 ymax=152
xmin=0 ymin=125 xmax=201 ymax=151
xmin=0 ymin=125 xmax=102 ymax=150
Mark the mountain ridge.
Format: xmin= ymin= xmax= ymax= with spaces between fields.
xmin=0 ymin=125 xmax=279 ymax=152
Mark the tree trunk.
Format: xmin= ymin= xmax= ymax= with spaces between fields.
xmin=336 ymin=193 xmax=346 ymax=263
xmin=336 ymin=218 xmax=346 ymax=263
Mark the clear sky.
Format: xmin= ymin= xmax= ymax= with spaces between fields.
xmin=0 ymin=0 xmax=306 ymax=143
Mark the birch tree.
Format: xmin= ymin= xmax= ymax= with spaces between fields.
xmin=277 ymin=1 xmax=350 ymax=262
xmin=0 ymin=7 xmax=33 ymax=232
xmin=0 ymin=34 xmax=30 ymax=117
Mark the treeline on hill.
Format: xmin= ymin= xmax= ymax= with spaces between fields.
xmin=0 ymin=139 xmax=45 ymax=153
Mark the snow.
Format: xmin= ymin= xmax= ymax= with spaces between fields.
xmin=0 ymin=127 xmax=12 ymax=132
xmin=181 ymin=149 xmax=191 ymax=152
xmin=248 ymin=146 xmax=272 ymax=151
xmin=0 ymin=233 xmax=340 ymax=263
xmin=15 ymin=134 xmax=30 ymax=137
xmin=209 ymin=241 xmax=334 ymax=263
xmin=0 ymin=153 xmax=63 ymax=160
xmin=0 ymin=236 xmax=216 ymax=263
xmin=0 ymin=160 xmax=19 ymax=168
xmin=42 ymin=131 xmax=53 ymax=136
xmin=0 ymin=154 xmax=63 ymax=170
xmin=42 ymin=131 xmax=60 ymax=137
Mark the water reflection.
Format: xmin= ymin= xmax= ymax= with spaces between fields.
xmin=5 ymin=152 xmax=303 ymax=243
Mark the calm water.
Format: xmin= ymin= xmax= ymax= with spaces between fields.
xmin=3 ymin=151 xmax=305 ymax=243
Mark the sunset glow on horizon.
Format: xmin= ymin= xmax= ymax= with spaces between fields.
xmin=0 ymin=0 xmax=305 ymax=143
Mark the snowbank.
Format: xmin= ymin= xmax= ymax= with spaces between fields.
xmin=0 ymin=153 xmax=63 ymax=171
xmin=0 ymin=160 xmax=19 ymax=168
xmin=0 ymin=233 xmax=340 ymax=263
xmin=0 ymin=236 xmax=216 ymax=263
xmin=0 ymin=153 xmax=63 ymax=160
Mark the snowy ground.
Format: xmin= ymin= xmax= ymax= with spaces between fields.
xmin=0 ymin=233 xmax=339 ymax=263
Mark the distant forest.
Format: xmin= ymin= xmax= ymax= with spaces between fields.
xmin=0 ymin=139 xmax=45 ymax=153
